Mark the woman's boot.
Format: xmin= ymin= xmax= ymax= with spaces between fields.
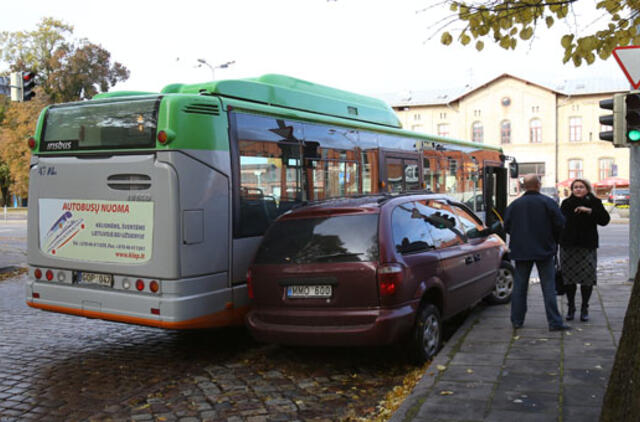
xmin=565 ymin=284 xmax=577 ymax=321
xmin=580 ymin=285 xmax=593 ymax=322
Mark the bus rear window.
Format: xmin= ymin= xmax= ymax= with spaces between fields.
xmin=42 ymin=97 xmax=161 ymax=151
xmin=254 ymin=214 xmax=379 ymax=264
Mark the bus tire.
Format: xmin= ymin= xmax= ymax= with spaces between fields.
xmin=408 ymin=303 xmax=442 ymax=364
xmin=485 ymin=260 xmax=514 ymax=305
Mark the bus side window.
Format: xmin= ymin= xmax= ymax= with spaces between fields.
xmin=234 ymin=112 xmax=304 ymax=237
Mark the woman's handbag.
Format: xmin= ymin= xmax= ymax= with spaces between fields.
xmin=555 ymin=256 xmax=565 ymax=296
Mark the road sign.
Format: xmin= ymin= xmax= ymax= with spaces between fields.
xmin=613 ymin=46 xmax=640 ymax=89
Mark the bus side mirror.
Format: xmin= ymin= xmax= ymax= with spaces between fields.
xmin=509 ymin=161 xmax=519 ymax=178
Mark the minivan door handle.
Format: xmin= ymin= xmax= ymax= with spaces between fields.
xmin=473 ymin=253 xmax=481 ymax=262
xmin=465 ymin=256 xmax=474 ymax=265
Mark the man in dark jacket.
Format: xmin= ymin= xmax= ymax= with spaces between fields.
xmin=504 ymin=174 xmax=569 ymax=331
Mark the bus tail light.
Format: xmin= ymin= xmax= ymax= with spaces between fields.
xmin=151 ymin=308 xmax=160 ymax=315
xmin=33 ymin=292 xmax=40 ymax=299
xmin=28 ymin=137 xmax=36 ymax=150
xmin=247 ymin=269 xmax=254 ymax=299
xmin=157 ymin=129 xmax=175 ymax=145
xmin=149 ymin=280 xmax=159 ymax=293
xmin=45 ymin=270 xmax=54 ymax=281
xmin=34 ymin=269 xmax=42 ymax=279
xmin=136 ymin=279 xmax=145 ymax=291
xmin=377 ymin=264 xmax=403 ymax=296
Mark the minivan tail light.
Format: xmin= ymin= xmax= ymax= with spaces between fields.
xmin=247 ymin=269 xmax=254 ymax=299
xmin=378 ymin=264 xmax=403 ymax=296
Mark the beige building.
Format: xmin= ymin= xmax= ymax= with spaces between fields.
xmin=389 ymin=74 xmax=629 ymax=199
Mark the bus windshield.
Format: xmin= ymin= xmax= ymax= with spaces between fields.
xmin=42 ymin=97 xmax=161 ymax=151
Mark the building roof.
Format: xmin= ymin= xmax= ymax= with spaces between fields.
xmin=384 ymin=73 xmax=629 ymax=107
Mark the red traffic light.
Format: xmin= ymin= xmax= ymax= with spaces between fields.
xmin=23 ymin=72 xmax=34 ymax=82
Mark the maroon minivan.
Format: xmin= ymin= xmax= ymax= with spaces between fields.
xmin=245 ymin=194 xmax=513 ymax=362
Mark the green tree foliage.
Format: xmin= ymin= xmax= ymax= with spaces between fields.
xmin=0 ymin=17 xmax=130 ymax=198
xmin=435 ymin=0 xmax=640 ymax=66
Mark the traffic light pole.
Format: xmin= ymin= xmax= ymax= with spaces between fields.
xmin=630 ymin=148 xmax=640 ymax=281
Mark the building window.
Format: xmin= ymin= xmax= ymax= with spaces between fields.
xmin=411 ymin=124 xmax=424 ymax=132
xmin=532 ymin=105 xmax=539 ymax=113
xmin=474 ymin=109 xmax=481 ymax=117
xmin=500 ymin=120 xmax=511 ymax=144
xmin=472 ymin=121 xmax=483 ymax=143
xmin=599 ymin=157 xmax=615 ymax=181
xmin=530 ymin=118 xmax=542 ymax=143
xmin=519 ymin=162 xmax=546 ymax=177
xmin=448 ymin=158 xmax=458 ymax=176
xmin=568 ymin=159 xmax=583 ymax=179
xmin=437 ymin=123 xmax=450 ymax=137
xmin=413 ymin=113 xmax=421 ymax=121
xmin=440 ymin=112 xmax=447 ymax=119
xmin=569 ymin=117 xmax=582 ymax=142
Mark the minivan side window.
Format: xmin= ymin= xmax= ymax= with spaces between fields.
xmin=417 ymin=200 xmax=465 ymax=249
xmin=392 ymin=202 xmax=436 ymax=254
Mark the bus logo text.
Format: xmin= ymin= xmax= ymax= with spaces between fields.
xmin=45 ymin=141 xmax=73 ymax=151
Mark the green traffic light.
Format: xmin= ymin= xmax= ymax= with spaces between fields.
xmin=629 ymin=129 xmax=640 ymax=142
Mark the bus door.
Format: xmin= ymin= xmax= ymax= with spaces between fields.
xmin=380 ymin=150 xmax=421 ymax=192
xmin=483 ymin=164 xmax=508 ymax=228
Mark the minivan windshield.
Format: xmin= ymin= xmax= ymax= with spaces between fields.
xmin=254 ymin=214 xmax=379 ymax=264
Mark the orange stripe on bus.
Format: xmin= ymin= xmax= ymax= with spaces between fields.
xmin=26 ymin=301 xmax=248 ymax=329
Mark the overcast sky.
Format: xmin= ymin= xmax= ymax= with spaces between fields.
xmin=1 ymin=0 xmax=626 ymax=98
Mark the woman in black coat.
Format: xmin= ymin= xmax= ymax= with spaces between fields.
xmin=559 ymin=178 xmax=610 ymax=321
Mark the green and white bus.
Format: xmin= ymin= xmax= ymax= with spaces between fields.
xmin=26 ymin=74 xmax=516 ymax=329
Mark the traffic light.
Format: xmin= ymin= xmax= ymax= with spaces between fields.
xmin=8 ymin=71 xmax=36 ymax=102
xmin=626 ymin=92 xmax=640 ymax=145
xmin=599 ymin=93 xmax=626 ymax=147
xmin=21 ymin=71 xmax=36 ymax=101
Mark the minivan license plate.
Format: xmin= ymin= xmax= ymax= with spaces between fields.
xmin=78 ymin=272 xmax=114 ymax=287
xmin=287 ymin=284 xmax=332 ymax=298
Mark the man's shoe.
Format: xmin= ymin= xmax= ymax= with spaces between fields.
xmin=549 ymin=324 xmax=572 ymax=332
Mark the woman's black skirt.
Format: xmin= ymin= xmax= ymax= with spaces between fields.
xmin=560 ymin=247 xmax=597 ymax=286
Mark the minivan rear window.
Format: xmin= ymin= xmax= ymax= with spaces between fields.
xmin=254 ymin=214 xmax=379 ymax=264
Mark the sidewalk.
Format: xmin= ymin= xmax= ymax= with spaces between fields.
xmin=390 ymin=262 xmax=631 ymax=422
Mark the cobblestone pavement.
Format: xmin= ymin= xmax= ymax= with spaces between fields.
xmin=0 ymin=273 xmax=423 ymax=422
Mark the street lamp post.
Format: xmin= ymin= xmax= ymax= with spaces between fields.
xmin=196 ymin=59 xmax=236 ymax=80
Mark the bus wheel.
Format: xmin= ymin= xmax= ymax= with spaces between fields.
xmin=485 ymin=260 xmax=514 ymax=305
xmin=408 ymin=303 xmax=442 ymax=364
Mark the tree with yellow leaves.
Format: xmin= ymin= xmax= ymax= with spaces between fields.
xmin=434 ymin=0 xmax=640 ymax=67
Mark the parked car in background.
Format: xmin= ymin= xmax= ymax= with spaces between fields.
xmin=245 ymin=194 xmax=513 ymax=363
xmin=608 ymin=189 xmax=630 ymax=206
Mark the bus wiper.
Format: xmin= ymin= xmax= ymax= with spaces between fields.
xmin=314 ymin=252 xmax=364 ymax=261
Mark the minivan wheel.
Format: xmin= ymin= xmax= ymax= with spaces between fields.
xmin=409 ymin=304 xmax=442 ymax=364
xmin=485 ymin=260 xmax=514 ymax=305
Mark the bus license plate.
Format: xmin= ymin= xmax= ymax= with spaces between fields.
xmin=287 ymin=285 xmax=332 ymax=298
xmin=78 ymin=272 xmax=114 ymax=287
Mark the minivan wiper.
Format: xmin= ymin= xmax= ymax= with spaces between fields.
xmin=313 ymin=252 xmax=364 ymax=261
